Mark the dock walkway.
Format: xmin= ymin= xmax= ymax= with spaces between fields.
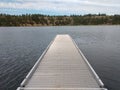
xmin=17 ymin=35 xmax=107 ymax=90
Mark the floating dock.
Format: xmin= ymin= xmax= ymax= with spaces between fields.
xmin=17 ymin=35 xmax=107 ymax=90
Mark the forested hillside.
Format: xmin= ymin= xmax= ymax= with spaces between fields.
xmin=0 ymin=14 xmax=120 ymax=26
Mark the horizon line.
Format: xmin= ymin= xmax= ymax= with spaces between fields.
xmin=0 ymin=13 xmax=120 ymax=16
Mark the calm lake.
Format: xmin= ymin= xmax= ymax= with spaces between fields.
xmin=0 ymin=26 xmax=120 ymax=90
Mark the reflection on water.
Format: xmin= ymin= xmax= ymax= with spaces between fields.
xmin=0 ymin=26 xmax=120 ymax=90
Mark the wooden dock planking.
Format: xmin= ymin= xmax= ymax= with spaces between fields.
xmin=17 ymin=35 xmax=107 ymax=90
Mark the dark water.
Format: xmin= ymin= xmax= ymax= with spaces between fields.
xmin=0 ymin=26 xmax=120 ymax=90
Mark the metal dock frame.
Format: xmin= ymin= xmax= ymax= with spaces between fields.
xmin=17 ymin=35 xmax=107 ymax=90
xmin=17 ymin=36 xmax=56 ymax=89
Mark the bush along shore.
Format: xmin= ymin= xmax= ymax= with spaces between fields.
xmin=0 ymin=14 xmax=120 ymax=26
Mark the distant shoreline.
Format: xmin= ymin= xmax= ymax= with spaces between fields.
xmin=1 ymin=25 xmax=120 ymax=27
xmin=0 ymin=25 xmax=120 ymax=28
xmin=0 ymin=14 xmax=120 ymax=26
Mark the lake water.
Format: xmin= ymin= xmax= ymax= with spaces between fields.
xmin=0 ymin=26 xmax=120 ymax=90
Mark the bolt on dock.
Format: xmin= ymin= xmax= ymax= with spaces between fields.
xmin=17 ymin=35 xmax=107 ymax=90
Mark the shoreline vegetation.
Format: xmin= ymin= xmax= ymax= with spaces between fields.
xmin=0 ymin=14 xmax=120 ymax=26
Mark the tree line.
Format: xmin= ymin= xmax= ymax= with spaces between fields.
xmin=0 ymin=14 xmax=120 ymax=26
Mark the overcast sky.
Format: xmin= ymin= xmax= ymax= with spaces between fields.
xmin=0 ymin=0 xmax=120 ymax=15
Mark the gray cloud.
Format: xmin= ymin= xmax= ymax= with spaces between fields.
xmin=0 ymin=0 xmax=120 ymax=15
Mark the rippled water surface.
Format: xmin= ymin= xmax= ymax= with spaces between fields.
xmin=0 ymin=26 xmax=120 ymax=90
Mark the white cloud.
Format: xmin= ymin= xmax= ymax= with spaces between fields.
xmin=0 ymin=0 xmax=120 ymax=15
